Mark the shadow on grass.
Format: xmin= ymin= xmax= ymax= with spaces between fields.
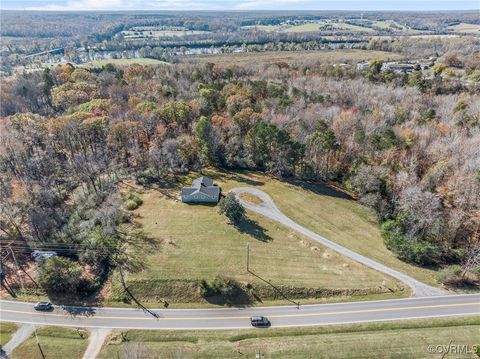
xmin=1 ymin=277 xmax=17 ymax=298
xmin=285 ymin=178 xmax=353 ymax=200
xmin=184 ymin=201 xmax=218 ymax=208
xmin=235 ymin=219 xmax=272 ymax=242
xmin=228 ymin=173 xmax=264 ymax=187
xmin=248 ymin=270 xmax=300 ymax=308
xmin=203 ymin=168 xmax=265 ymax=187
xmin=47 ymin=291 xmax=103 ymax=308
xmin=203 ymin=287 xmax=254 ymax=307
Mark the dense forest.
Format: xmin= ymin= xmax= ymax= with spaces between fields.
xmin=1 ymin=43 xmax=479 ymax=299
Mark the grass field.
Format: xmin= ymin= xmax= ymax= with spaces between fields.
xmin=81 ymin=58 xmax=170 ymax=68
xmin=20 ymin=58 xmax=170 ymax=72
xmin=0 ymin=322 xmax=17 ymax=346
xmin=98 ymin=316 xmax=480 ymax=359
xmin=242 ymin=21 xmax=375 ymax=33
xmin=184 ymin=49 xmax=403 ymax=65
xmin=11 ymin=327 xmax=89 ymax=359
xmin=207 ymin=170 xmax=440 ymax=287
xmin=122 ymin=30 xmax=210 ymax=39
xmin=241 ymin=25 xmax=281 ymax=32
xmin=282 ymin=23 xmax=323 ymax=32
xmin=447 ymin=23 xmax=480 ymax=34
xmin=119 ymin=174 xmax=403 ymax=305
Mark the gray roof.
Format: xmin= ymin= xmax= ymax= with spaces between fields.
xmin=182 ymin=176 xmax=220 ymax=198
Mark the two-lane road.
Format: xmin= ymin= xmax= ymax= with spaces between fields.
xmin=2 ymin=187 xmax=478 ymax=333
xmin=1 ymin=295 xmax=479 ymax=330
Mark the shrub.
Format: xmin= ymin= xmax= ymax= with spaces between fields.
xmin=218 ymin=193 xmax=245 ymax=224
xmin=199 ymin=276 xmax=240 ymax=298
xmin=436 ymin=265 xmax=464 ymax=286
xmin=125 ymin=200 xmax=139 ymax=210
xmin=381 ymin=219 xmax=440 ymax=265
xmin=468 ymin=69 xmax=480 ymax=82
xmin=38 ymin=256 xmax=99 ymax=297
xmin=136 ymin=101 xmax=158 ymax=112
xmin=76 ymin=99 xmax=111 ymax=113
xmin=124 ymin=192 xmax=143 ymax=210
xmin=472 ymin=266 xmax=480 ymax=277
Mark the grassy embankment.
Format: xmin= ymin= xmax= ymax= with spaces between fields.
xmin=0 ymin=322 xmax=17 ymax=346
xmin=98 ymin=316 xmax=480 ymax=359
xmin=11 ymin=327 xmax=89 ymax=359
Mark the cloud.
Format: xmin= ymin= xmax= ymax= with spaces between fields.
xmin=18 ymin=0 xmax=480 ymax=11
xmin=27 ymin=0 xmax=225 ymax=10
xmin=233 ymin=0 xmax=317 ymax=10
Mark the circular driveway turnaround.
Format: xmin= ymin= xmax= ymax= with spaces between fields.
xmin=230 ymin=187 xmax=445 ymax=297
xmin=1 ymin=295 xmax=478 ymax=330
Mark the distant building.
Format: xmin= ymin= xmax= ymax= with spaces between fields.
xmin=382 ymin=62 xmax=415 ymax=74
xmin=31 ymin=250 xmax=57 ymax=264
xmin=181 ymin=176 xmax=220 ymax=203
xmin=356 ymin=62 xmax=370 ymax=71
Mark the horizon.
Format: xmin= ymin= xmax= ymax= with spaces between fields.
xmin=1 ymin=0 xmax=479 ymax=12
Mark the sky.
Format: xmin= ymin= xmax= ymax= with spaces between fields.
xmin=0 ymin=0 xmax=478 ymax=11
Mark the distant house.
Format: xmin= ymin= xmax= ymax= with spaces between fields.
xmin=356 ymin=62 xmax=370 ymax=71
xmin=31 ymin=250 xmax=57 ymax=264
xmin=381 ymin=62 xmax=415 ymax=74
xmin=181 ymin=176 xmax=220 ymax=203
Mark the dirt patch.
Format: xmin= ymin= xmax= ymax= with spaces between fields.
xmin=239 ymin=192 xmax=263 ymax=205
xmin=322 ymin=251 xmax=333 ymax=259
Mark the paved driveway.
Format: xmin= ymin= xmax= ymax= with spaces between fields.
xmin=231 ymin=187 xmax=445 ymax=297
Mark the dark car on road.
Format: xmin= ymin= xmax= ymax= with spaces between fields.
xmin=34 ymin=302 xmax=54 ymax=311
xmin=250 ymin=316 xmax=270 ymax=327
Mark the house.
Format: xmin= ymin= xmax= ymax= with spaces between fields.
xmin=181 ymin=176 xmax=220 ymax=203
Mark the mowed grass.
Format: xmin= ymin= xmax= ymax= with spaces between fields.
xmin=130 ymin=186 xmax=400 ymax=292
xmin=11 ymin=327 xmax=89 ymax=359
xmin=285 ymin=22 xmax=374 ymax=33
xmin=203 ymin=169 xmax=439 ymax=287
xmin=185 ymin=49 xmax=403 ymax=65
xmin=242 ymin=21 xmax=374 ymax=33
xmin=283 ymin=23 xmax=322 ymax=32
xmin=448 ymin=23 xmax=480 ymax=34
xmin=98 ymin=316 xmax=480 ymax=359
xmin=241 ymin=25 xmax=282 ymax=32
xmin=0 ymin=322 xmax=17 ymax=346
xmin=122 ymin=30 xmax=210 ymax=38
xmin=22 ymin=58 xmax=170 ymax=72
xmin=239 ymin=192 xmax=263 ymax=204
xmin=81 ymin=58 xmax=170 ymax=68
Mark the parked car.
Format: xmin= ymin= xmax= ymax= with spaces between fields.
xmin=34 ymin=302 xmax=54 ymax=311
xmin=250 ymin=316 xmax=270 ymax=327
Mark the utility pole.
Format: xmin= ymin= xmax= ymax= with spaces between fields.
xmin=246 ymin=243 xmax=250 ymax=273
xmin=33 ymin=325 xmax=45 ymax=359
xmin=10 ymin=247 xmax=25 ymax=293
